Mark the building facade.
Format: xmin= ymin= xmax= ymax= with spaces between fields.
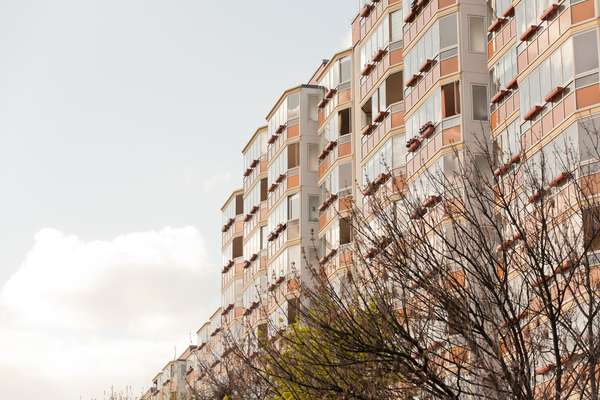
xmin=140 ymin=0 xmax=600 ymax=397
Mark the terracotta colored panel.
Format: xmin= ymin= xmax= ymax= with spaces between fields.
xmin=576 ymin=84 xmax=600 ymax=109
xmin=440 ymin=56 xmax=458 ymax=76
xmin=506 ymin=94 xmax=514 ymax=115
xmin=488 ymin=40 xmax=495 ymax=58
xmin=538 ymin=28 xmax=549 ymax=54
xmin=553 ymin=100 xmax=565 ymax=125
xmin=318 ymin=109 xmax=325 ymax=127
xmin=339 ymin=249 xmax=353 ymax=267
xmin=491 ymin=110 xmax=498 ymax=130
xmin=338 ymin=88 xmax=352 ymax=104
xmin=235 ymin=220 xmax=244 ymax=234
xmin=527 ymin=40 xmax=538 ymax=62
xmin=564 ymin=92 xmax=576 ymax=116
xmin=518 ymin=49 xmax=528 ymax=73
xmin=390 ymin=48 xmax=403 ymax=65
xmin=339 ymin=196 xmax=353 ymax=212
xmin=352 ymin=18 xmax=361 ymax=45
xmin=443 ymin=126 xmax=461 ymax=145
xmin=559 ymin=7 xmax=571 ymax=33
xmin=287 ymin=124 xmax=300 ymax=139
xmin=260 ymin=159 xmax=267 ymax=174
xmin=572 ymin=0 xmax=595 ymax=24
xmin=499 ymin=102 xmax=506 ymax=124
xmin=389 ymin=0 xmax=401 ymax=4
xmin=531 ymin=120 xmax=542 ymax=144
xmin=287 ymin=174 xmax=300 ymax=189
xmin=319 ymin=160 xmax=329 ymax=178
xmin=338 ymin=142 xmax=352 ymax=157
xmin=391 ymin=110 xmax=405 ymax=128
xmin=319 ymin=213 xmax=328 ymax=231
xmin=438 ymin=0 xmax=455 ymax=8
xmin=542 ymin=112 xmax=553 ymax=135
xmin=549 ymin=17 xmax=560 ymax=44
xmin=582 ymin=172 xmax=600 ymax=196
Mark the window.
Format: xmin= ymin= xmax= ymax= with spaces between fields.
xmin=308 ymin=144 xmax=319 ymax=172
xmin=232 ymin=236 xmax=244 ymax=259
xmin=260 ymin=178 xmax=268 ymax=201
xmin=469 ymin=16 xmax=485 ymax=53
xmin=340 ymin=218 xmax=352 ymax=245
xmin=260 ymin=226 xmax=266 ymax=250
xmin=361 ymin=99 xmax=373 ymax=127
xmin=339 ymin=162 xmax=353 ymax=191
xmin=235 ymin=194 xmax=244 ymax=215
xmin=442 ymin=82 xmax=461 ymax=118
xmin=288 ymin=143 xmax=299 ymax=169
xmin=390 ymin=10 xmax=403 ymax=43
xmin=288 ymin=193 xmax=300 ymax=221
xmin=340 ymin=57 xmax=352 ymax=84
xmin=287 ymin=93 xmax=300 ymax=120
xmin=574 ymin=30 xmax=599 ymax=76
xmin=339 ymin=108 xmax=351 ymax=135
xmin=472 ymin=85 xmax=488 ymax=121
xmin=584 ymin=206 xmax=600 ymax=251
xmin=386 ymin=71 xmax=404 ymax=105
xmin=439 ymin=14 xmax=458 ymax=49
xmin=308 ymin=196 xmax=320 ymax=222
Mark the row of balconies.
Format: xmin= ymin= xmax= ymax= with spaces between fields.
xmin=404 ymin=51 xmax=459 ymax=114
xmin=319 ymin=134 xmax=353 ymax=179
xmin=487 ymin=7 xmax=516 ymax=61
xmin=516 ymin=0 xmax=594 ymax=76
xmin=360 ymin=45 xmax=403 ymax=101
xmin=361 ymin=101 xmax=405 ymax=160
xmin=405 ymin=116 xmax=461 ymax=179
xmin=402 ymin=0 xmax=455 ymax=50
xmin=521 ymin=79 xmax=600 ymax=153
xmin=352 ymin=0 xmax=401 ymax=46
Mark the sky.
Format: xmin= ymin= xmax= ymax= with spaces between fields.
xmin=0 ymin=1 xmax=354 ymax=399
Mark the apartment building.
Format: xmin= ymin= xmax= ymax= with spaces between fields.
xmin=140 ymin=0 xmax=600 ymax=396
xmin=263 ymin=85 xmax=322 ymax=336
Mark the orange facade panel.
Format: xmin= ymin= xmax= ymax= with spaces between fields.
xmin=338 ymin=142 xmax=352 ymax=158
xmin=287 ymin=124 xmax=300 ymax=139
xmin=576 ymin=84 xmax=600 ymax=109
xmin=287 ymin=174 xmax=300 ymax=189
xmin=440 ymin=56 xmax=458 ymax=76
xmin=338 ymin=88 xmax=352 ymax=104
xmin=571 ymin=0 xmax=595 ymax=24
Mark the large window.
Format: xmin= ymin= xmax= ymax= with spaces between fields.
xmin=574 ymin=30 xmax=599 ymax=78
xmin=390 ymin=10 xmax=404 ymax=43
xmin=360 ymin=15 xmax=390 ymax=69
xmin=490 ymin=45 xmax=518 ymax=94
xmin=288 ymin=193 xmax=300 ymax=221
xmin=472 ymin=85 xmax=489 ymax=121
xmin=288 ymin=143 xmax=299 ymax=169
xmin=404 ymin=13 xmax=457 ymax=81
xmin=362 ymin=135 xmax=405 ymax=185
xmin=442 ymin=81 xmax=461 ymax=118
xmin=468 ymin=16 xmax=485 ymax=53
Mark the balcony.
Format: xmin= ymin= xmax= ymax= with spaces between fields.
xmin=319 ymin=190 xmax=353 ymax=232
xmin=352 ymin=0 xmax=401 ymax=46
xmin=490 ymin=89 xmax=520 ymax=132
xmin=402 ymin=0 xmax=456 ymax=50
xmin=318 ymin=82 xmax=352 ymax=130
xmin=320 ymin=244 xmax=354 ymax=278
xmin=520 ymin=78 xmax=600 ymax=152
xmin=319 ymin=134 xmax=353 ymax=179
xmin=406 ymin=115 xmax=461 ymax=179
xmin=360 ymin=42 xmax=403 ymax=100
xmin=517 ymin=0 xmax=594 ymax=75
xmin=487 ymin=14 xmax=516 ymax=61
xmin=267 ymin=167 xmax=300 ymax=208
xmin=404 ymin=50 xmax=459 ymax=113
xmin=361 ymin=101 xmax=405 ymax=160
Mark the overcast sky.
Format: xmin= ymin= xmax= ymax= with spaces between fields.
xmin=0 ymin=1 xmax=354 ymax=398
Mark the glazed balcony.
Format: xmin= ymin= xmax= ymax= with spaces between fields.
xmin=221 ymin=214 xmax=244 ymax=245
xmin=487 ymin=11 xmax=517 ymax=61
xmin=320 ymin=244 xmax=354 ymax=278
xmin=490 ymin=89 xmax=520 ymax=132
xmin=402 ymin=0 xmax=456 ymax=50
xmin=404 ymin=49 xmax=459 ymax=113
xmin=319 ymin=189 xmax=353 ymax=232
xmin=520 ymin=78 xmax=600 ymax=152
xmin=267 ymin=118 xmax=300 ymax=161
xmin=517 ymin=0 xmax=595 ymax=75
xmin=360 ymin=43 xmax=404 ymax=101
xmin=319 ymin=134 xmax=353 ymax=180
xmin=352 ymin=0 xmax=402 ymax=46
xmin=243 ymin=156 xmax=268 ymax=192
xmin=267 ymin=167 xmax=300 ymax=209
xmin=318 ymin=82 xmax=352 ymax=129
xmin=361 ymin=101 xmax=405 ymax=160
xmin=405 ymin=115 xmax=461 ymax=179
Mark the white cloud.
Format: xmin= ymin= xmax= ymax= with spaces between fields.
xmin=0 ymin=227 xmax=220 ymax=400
